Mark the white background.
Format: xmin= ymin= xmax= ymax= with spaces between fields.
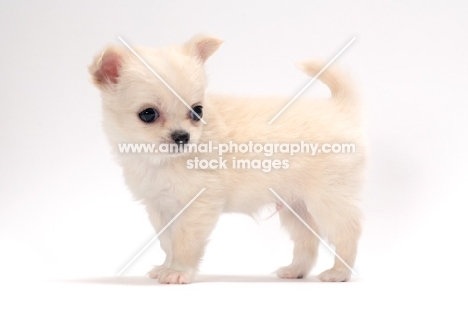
xmin=1 ymin=0 xmax=467 ymax=309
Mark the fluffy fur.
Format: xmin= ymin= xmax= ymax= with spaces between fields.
xmin=89 ymin=35 xmax=366 ymax=284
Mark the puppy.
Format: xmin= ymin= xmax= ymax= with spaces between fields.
xmin=89 ymin=35 xmax=366 ymax=284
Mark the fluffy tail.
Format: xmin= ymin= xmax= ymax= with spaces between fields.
xmin=296 ymin=61 xmax=354 ymax=100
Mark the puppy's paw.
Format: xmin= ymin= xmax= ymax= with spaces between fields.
xmin=147 ymin=265 xmax=165 ymax=279
xmin=158 ymin=268 xmax=191 ymax=284
xmin=276 ymin=265 xmax=307 ymax=279
xmin=318 ymin=268 xmax=351 ymax=282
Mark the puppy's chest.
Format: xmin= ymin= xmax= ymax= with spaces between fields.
xmin=123 ymin=160 xmax=183 ymax=208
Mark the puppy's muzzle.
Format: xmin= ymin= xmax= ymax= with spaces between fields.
xmin=171 ymin=130 xmax=190 ymax=145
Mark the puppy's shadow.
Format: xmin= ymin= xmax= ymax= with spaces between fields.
xmin=60 ymin=274 xmax=324 ymax=286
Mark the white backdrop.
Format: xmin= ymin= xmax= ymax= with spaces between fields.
xmin=1 ymin=0 xmax=467 ymax=309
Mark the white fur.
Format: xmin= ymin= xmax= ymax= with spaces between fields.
xmin=89 ymin=35 xmax=366 ymax=284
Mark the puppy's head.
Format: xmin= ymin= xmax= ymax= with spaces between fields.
xmin=89 ymin=35 xmax=222 ymax=156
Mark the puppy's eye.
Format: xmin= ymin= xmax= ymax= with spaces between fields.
xmin=139 ymin=108 xmax=159 ymax=123
xmin=190 ymin=106 xmax=203 ymax=121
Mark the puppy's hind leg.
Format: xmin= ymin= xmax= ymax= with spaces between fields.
xmin=314 ymin=201 xmax=362 ymax=282
xmin=276 ymin=200 xmax=319 ymax=279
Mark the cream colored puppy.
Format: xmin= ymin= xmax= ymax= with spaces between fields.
xmin=89 ymin=35 xmax=366 ymax=284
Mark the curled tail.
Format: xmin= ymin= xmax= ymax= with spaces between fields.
xmin=296 ymin=61 xmax=354 ymax=100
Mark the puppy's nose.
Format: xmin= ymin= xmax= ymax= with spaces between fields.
xmin=171 ymin=130 xmax=190 ymax=145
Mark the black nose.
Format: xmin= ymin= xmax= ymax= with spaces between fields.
xmin=171 ymin=130 xmax=190 ymax=145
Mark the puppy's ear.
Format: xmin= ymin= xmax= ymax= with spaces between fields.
xmin=184 ymin=35 xmax=223 ymax=62
xmin=89 ymin=46 xmax=126 ymax=90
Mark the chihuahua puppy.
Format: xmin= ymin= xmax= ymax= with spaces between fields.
xmin=89 ymin=35 xmax=365 ymax=284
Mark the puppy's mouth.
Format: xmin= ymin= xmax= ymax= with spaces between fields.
xmin=158 ymin=142 xmax=192 ymax=156
xmin=170 ymin=144 xmax=187 ymax=154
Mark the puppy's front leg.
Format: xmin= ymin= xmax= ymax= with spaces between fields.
xmin=148 ymin=200 xmax=221 ymax=284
